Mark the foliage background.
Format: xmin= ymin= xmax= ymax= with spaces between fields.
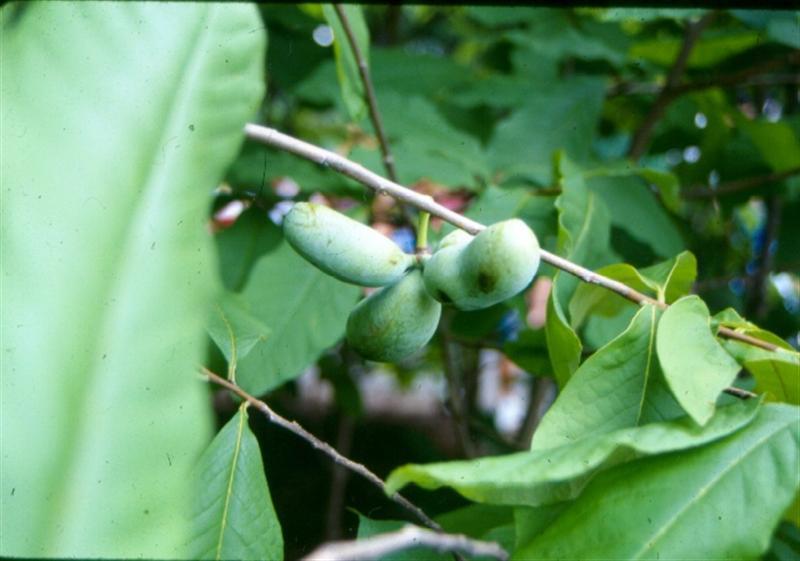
xmin=1 ymin=3 xmax=798 ymax=560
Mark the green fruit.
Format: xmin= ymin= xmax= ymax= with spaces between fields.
xmin=423 ymin=219 xmax=540 ymax=310
xmin=283 ymin=202 xmax=414 ymax=287
xmin=346 ymin=270 xmax=442 ymax=362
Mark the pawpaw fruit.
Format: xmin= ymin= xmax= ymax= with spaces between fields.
xmin=423 ymin=220 xmax=540 ymax=310
xmin=346 ymin=270 xmax=442 ymax=362
xmin=283 ymin=202 xmax=414 ymax=287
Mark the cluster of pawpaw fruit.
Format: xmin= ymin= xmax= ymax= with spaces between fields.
xmin=283 ymin=202 xmax=540 ymax=362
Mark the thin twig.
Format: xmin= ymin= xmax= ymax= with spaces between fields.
xmin=301 ymin=524 xmax=509 ymax=561
xmin=609 ymin=52 xmax=800 ymax=97
xmin=683 ymin=167 xmax=800 ymax=199
xmin=333 ymin=4 xmax=397 ymax=183
xmin=201 ymin=368 xmax=443 ymax=532
xmin=628 ymin=13 xmax=716 ymax=161
xmin=243 ymin=122 xmax=779 ymax=354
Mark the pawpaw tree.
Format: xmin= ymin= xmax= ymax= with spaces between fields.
xmin=2 ymin=4 xmax=799 ymax=560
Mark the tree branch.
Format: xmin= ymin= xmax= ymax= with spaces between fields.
xmin=301 ymin=524 xmax=509 ymax=561
xmin=610 ymin=52 xmax=800 ymax=97
xmin=683 ymin=166 xmax=800 ymax=199
xmin=243 ymin=122 xmax=780 ymax=354
xmin=628 ymin=13 xmax=716 ymax=161
xmin=201 ymin=368 xmax=443 ymax=533
xmin=333 ymin=4 xmax=397 ymax=183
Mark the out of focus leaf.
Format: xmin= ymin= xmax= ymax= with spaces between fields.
xmin=236 ymin=238 xmax=360 ymax=395
xmin=488 ymin=77 xmax=606 ymax=183
xmin=323 ymin=4 xmax=369 ymax=121
xmin=1 ymin=3 xmax=264 ymax=556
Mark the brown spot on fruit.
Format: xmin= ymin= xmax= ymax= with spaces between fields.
xmin=477 ymin=270 xmax=496 ymax=293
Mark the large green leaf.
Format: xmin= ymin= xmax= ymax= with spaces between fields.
xmin=657 ymin=296 xmax=742 ymax=425
xmin=1 ymin=3 xmax=264 ymax=557
xmin=534 ymin=305 xmax=683 ymax=450
xmin=385 ymin=398 xmax=760 ymax=508
xmin=488 ymin=77 xmax=606 ymax=182
xmin=514 ymin=403 xmax=800 ymax=559
xmin=586 ymin=173 xmax=684 ymax=259
xmin=189 ymin=405 xmax=283 ymax=560
xmin=236 ymin=238 xmax=360 ymax=395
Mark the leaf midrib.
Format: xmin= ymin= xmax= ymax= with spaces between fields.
xmin=216 ymin=407 xmax=248 ymax=560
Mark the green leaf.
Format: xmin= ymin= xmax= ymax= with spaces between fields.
xmin=534 ymin=305 xmax=684 ymax=450
xmin=746 ymin=357 xmax=800 ymax=405
xmin=488 ymin=77 xmax=606 ymax=181
xmin=1 ymin=3 xmax=264 ymax=557
xmin=630 ymin=31 xmax=763 ymax=69
xmin=236 ymin=238 xmax=360 ymax=395
xmin=323 ymin=4 xmax=369 ymax=121
xmin=189 ymin=405 xmax=283 ymax=560
xmin=207 ymin=293 xmax=272 ymax=381
xmin=514 ymin=403 xmax=800 ymax=560
xmin=569 ymin=264 xmax=656 ymax=330
xmin=569 ymin=251 xmax=697 ymax=337
xmin=215 ymin=207 xmax=283 ymax=292
xmin=732 ymin=10 xmax=800 ymax=48
xmin=656 ymin=296 xmax=742 ymax=425
xmin=738 ymin=118 xmax=800 ymax=173
xmin=385 ymin=398 xmax=760 ymax=508
xmin=504 ymin=10 xmax=631 ymax=66
xmin=545 ymin=154 xmax=613 ymax=386
xmin=351 ymin=93 xmax=489 ymax=187
xmin=642 ymin=250 xmax=697 ymax=303
xmin=586 ymin=173 xmax=684 ymax=259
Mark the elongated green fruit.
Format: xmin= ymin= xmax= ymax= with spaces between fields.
xmin=424 ymin=219 xmax=540 ymax=310
xmin=346 ymin=270 xmax=442 ymax=362
xmin=283 ymin=202 xmax=414 ymax=287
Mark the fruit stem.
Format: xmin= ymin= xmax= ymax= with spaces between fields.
xmin=416 ymin=210 xmax=430 ymax=253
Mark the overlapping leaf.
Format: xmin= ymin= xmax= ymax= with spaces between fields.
xmin=386 ymin=398 xmax=760 ymax=508
xmin=545 ymin=154 xmax=613 ymax=386
xmin=533 ymin=305 xmax=684 ymax=450
xmin=514 ymin=404 xmax=799 ymax=560
xmin=657 ymin=296 xmax=743 ymax=425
